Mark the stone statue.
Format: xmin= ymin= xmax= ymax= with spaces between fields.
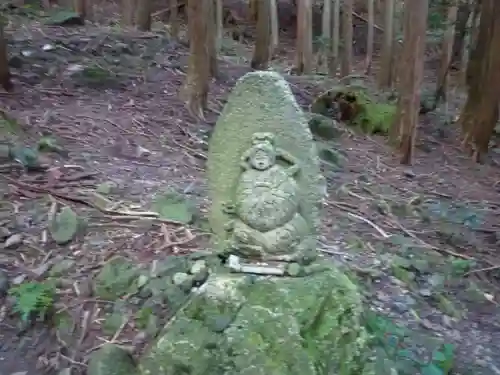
xmin=87 ymin=71 xmax=372 ymax=375
xmin=221 ymin=132 xmax=317 ymax=275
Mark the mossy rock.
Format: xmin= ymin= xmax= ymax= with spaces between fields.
xmin=310 ymin=88 xmax=397 ymax=135
xmin=345 ymin=90 xmax=396 ymax=135
xmin=88 ymin=262 xmax=374 ymax=375
xmin=308 ymin=113 xmax=344 ymax=140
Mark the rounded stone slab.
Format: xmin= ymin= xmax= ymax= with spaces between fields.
xmin=207 ymin=71 xmax=324 ymax=248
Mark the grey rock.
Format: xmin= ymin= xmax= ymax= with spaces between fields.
xmin=0 ymin=269 xmax=9 ymax=297
xmin=4 ymin=234 xmax=23 ymax=249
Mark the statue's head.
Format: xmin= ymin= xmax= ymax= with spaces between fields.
xmin=248 ymin=133 xmax=276 ymax=171
xmin=251 ymin=132 xmax=275 ymax=146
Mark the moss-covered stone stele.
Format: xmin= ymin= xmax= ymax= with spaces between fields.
xmin=207 ymin=71 xmax=326 ymax=274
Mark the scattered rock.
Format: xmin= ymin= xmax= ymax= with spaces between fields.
xmin=403 ymin=169 xmax=416 ymax=178
xmin=49 ymin=206 xmax=80 ymax=245
xmin=49 ymin=258 xmax=76 ymax=277
xmin=419 ymin=288 xmax=433 ymax=297
xmin=45 ymin=10 xmax=84 ymax=26
xmin=0 ymin=269 xmax=10 ymax=297
xmin=11 ymin=274 xmax=26 ymax=285
xmin=172 ymin=272 xmax=192 ymax=292
xmin=0 ymin=227 xmax=12 ymax=240
xmin=8 ymin=55 xmax=24 ymax=69
xmin=94 ymin=257 xmax=140 ymax=300
xmin=152 ymin=189 xmax=194 ymax=224
xmin=96 ymin=181 xmax=117 ymax=195
xmin=317 ymin=142 xmax=346 ymax=169
xmin=74 ymin=278 xmax=93 ymax=297
xmin=31 ymin=263 xmax=52 ymax=278
xmin=189 ymin=260 xmax=207 ymax=275
xmin=4 ymin=233 xmax=23 ymax=249
xmin=135 ymin=145 xmax=152 ymax=158
xmin=308 ymin=113 xmax=344 ymax=140
xmin=88 ymin=344 xmax=139 ymax=375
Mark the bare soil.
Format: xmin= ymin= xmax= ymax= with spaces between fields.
xmin=0 ymin=6 xmax=500 ymax=375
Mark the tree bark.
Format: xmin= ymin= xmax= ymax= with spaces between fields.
xmin=122 ymin=0 xmax=137 ymax=26
xmin=74 ymin=0 xmax=87 ymax=19
xmin=169 ymin=0 xmax=179 ymax=39
xmin=340 ymin=0 xmax=353 ymax=77
xmin=135 ymin=0 xmax=152 ymax=31
xmin=269 ymin=0 xmax=279 ymax=55
xmin=434 ymin=0 xmax=458 ymax=104
xmin=320 ymin=0 xmax=332 ymax=71
xmin=251 ymin=0 xmax=272 ymax=70
xmin=0 ymin=21 xmax=13 ymax=92
xmin=214 ymin=0 xmax=223 ymax=53
xmin=377 ymin=0 xmax=394 ymax=88
xmin=389 ymin=0 xmax=428 ymax=165
xmin=183 ymin=0 xmax=210 ymax=118
xmin=295 ymin=0 xmax=313 ymax=74
xmin=451 ymin=1 xmax=472 ymax=68
xmin=249 ymin=0 xmax=258 ymax=23
xmin=457 ymin=0 xmax=500 ymax=161
xmin=328 ymin=0 xmax=340 ymax=76
xmin=206 ymin=0 xmax=218 ymax=78
xmin=391 ymin=0 xmax=404 ymax=88
xmin=459 ymin=3 xmax=473 ymax=86
xmin=365 ymin=0 xmax=374 ymax=74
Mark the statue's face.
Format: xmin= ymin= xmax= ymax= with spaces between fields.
xmin=251 ymin=148 xmax=274 ymax=170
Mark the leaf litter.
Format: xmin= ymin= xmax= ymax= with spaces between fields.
xmin=0 ymin=6 xmax=499 ymax=375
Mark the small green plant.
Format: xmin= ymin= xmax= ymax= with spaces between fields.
xmin=351 ymin=91 xmax=397 ymax=135
xmin=9 ymin=281 xmax=56 ymax=322
xmin=364 ymin=312 xmax=455 ymax=375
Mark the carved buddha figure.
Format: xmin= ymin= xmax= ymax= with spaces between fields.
xmin=223 ymin=132 xmax=312 ymax=261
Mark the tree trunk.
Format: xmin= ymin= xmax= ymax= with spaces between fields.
xmin=451 ymin=1 xmax=472 ymax=68
xmin=183 ymin=0 xmax=210 ymax=118
xmin=328 ymin=0 xmax=340 ymax=76
xmin=340 ymin=0 xmax=353 ymax=77
xmin=207 ymin=0 xmax=218 ymax=78
xmin=0 ymin=21 xmax=13 ymax=92
xmin=459 ymin=3 xmax=474 ymax=86
xmin=269 ymin=0 xmax=279 ymax=55
xmin=457 ymin=0 xmax=500 ymax=161
xmin=319 ymin=0 xmax=331 ymax=71
xmin=365 ymin=0 xmax=374 ymax=73
xmin=249 ymin=0 xmax=258 ymax=22
xmin=391 ymin=0 xmax=404 ymax=87
xmin=135 ymin=0 xmax=151 ymax=31
xmin=214 ymin=0 xmax=223 ymax=53
xmin=295 ymin=0 xmax=313 ymax=74
xmin=74 ymin=0 xmax=87 ymax=19
xmin=251 ymin=0 xmax=272 ymax=70
xmin=389 ymin=0 xmax=428 ymax=165
xmin=377 ymin=0 xmax=394 ymax=88
xmin=434 ymin=0 xmax=458 ymax=104
xmin=122 ymin=0 xmax=137 ymax=26
xmin=169 ymin=0 xmax=179 ymax=39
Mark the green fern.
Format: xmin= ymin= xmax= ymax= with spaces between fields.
xmin=351 ymin=91 xmax=397 ymax=135
xmin=9 ymin=281 xmax=56 ymax=322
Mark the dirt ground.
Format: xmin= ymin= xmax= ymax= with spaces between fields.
xmin=0 ymin=4 xmax=500 ymax=375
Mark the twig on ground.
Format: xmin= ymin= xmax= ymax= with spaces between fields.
xmin=170 ymin=138 xmax=207 ymax=160
xmin=464 ymin=264 xmax=500 ymax=276
xmin=387 ymin=217 xmax=476 ymax=260
xmin=2 ymin=176 xmax=190 ymax=226
xmin=160 ymin=223 xmax=172 ymax=247
xmin=345 ymin=212 xmax=390 ymax=238
xmin=157 ymin=227 xmax=197 ymax=251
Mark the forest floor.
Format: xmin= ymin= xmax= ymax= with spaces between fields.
xmin=1 ymin=5 xmax=500 ymax=375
